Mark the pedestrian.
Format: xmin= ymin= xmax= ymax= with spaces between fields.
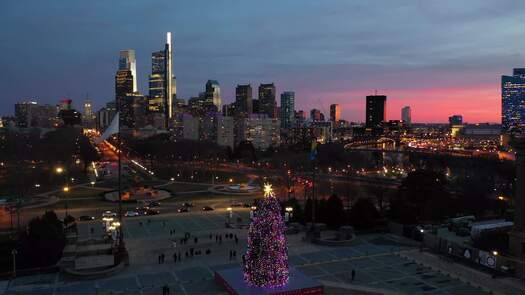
xmin=172 ymin=240 xmax=177 ymax=248
xmin=229 ymin=250 xmax=232 ymax=261
xmin=194 ymin=237 xmax=198 ymax=244
xmin=139 ymin=221 xmax=142 ymax=226
xmin=209 ymin=234 xmax=212 ymax=240
xmin=235 ymin=236 xmax=238 ymax=245
xmin=169 ymin=230 xmax=172 ymax=236
xmin=161 ymin=253 xmax=165 ymax=263
xmin=190 ymin=248 xmax=194 ymax=257
xmin=178 ymin=252 xmax=181 ymax=261
xmin=351 ymin=269 xmax=356 ymax=281
xmin=185 ymin=251 xmax=188 ymax=258
xmin=230 ymin=233 xmax=233 ymax=239
xmin=219 ymin=236 xmax=222 ymax=244
xmin=215 ymin=235 xmax=218 ymax=243
xmin=158 ymin=254 xmax=161 ymax=264
xmin=242 ymin=254 xmax=246 ymax=265
xmin=233 ymin=250 xmax=236 ymax=258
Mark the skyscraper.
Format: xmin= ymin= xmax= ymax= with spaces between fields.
xmin=259 ymin=83 xmax=276 ymax=118
xmin=365 ymin=95 xmax=386 ymax=128
xmin=236 ymin=84 xmax=253 ymax=115
xmin=401 ymin=106 xmax=411 ymax=126
xmin=115 ymin=69 xmax=134 ymax=113
xmin=205 ymin=80 xmax=221 ymax=112
xmin=119 ymin=50 xmax=137 ymax=92
xmin=280 ymin=91 xmax=295 ymax=129
xmin=448 ymin=115 xmax=463 ymax=125
xmin=164 ymin=32 xmax=174 ymax=126
xmin=329 ymin=104 xmax=341 ymax=123
xmin=502 ymin=69 xmax=525 ymax=132
xmin=310 ymin=109 xmax=322 ymax=122
xmin=148 ymin=33 xmax=176 ymax=129
xmin=83 ymin=99 xmax=94 ymax=120
xmin=148 ymin=50 xmax=166 ymax=112
xmin=14 ymin=101 xmax=37 ymax=128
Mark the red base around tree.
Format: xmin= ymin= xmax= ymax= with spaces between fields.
xmin=215 ymin=267 xmax=323 ymax=295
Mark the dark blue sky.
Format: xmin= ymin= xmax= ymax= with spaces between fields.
xmin=1 ymin=0 xmax=525 ymax=122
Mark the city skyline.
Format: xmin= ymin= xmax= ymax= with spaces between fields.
xmin=2 ymin=1 xmax=525 ymax=122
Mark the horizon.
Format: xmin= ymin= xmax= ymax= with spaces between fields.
xmin=1 ymin=1 xmax=524 ymax=123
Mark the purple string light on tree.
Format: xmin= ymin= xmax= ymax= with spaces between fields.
xmin=243 ymin=184 xmax=289 ymax=287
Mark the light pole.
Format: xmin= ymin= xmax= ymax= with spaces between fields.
xmin=63 ymin=185 xmax=70 ymax=217
xmin=227 ymin=207 xmax=233 ymax=224
xmin=11 ymin=249 xmax=17 ymax=278
xmin=285 ymin=206 xmax=293 ymax=223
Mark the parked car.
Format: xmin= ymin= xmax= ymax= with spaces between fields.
xmin=177 ymin=207 xmax=189 ymax=213
xmin=135 ymin=207 xmax=148 ymax=215
xmin=102 ymin=211 xmax=117 ymax=218
xmin=145 ymin=201 xmax=161 ymax=208
xmin=231 ymin=201 xmax=244 ymax=207
xmin=78 ymin=215 xmax=95 ymax=221
xmin=125 ymin=211 xmax=139 ymax=217
xmin=202 ymin=206 xmax=214 ymax=211
xmin=146 ymin=209 xmax=160 ymax=215
xmin=182 ymin=202 xmax=194 ymax=208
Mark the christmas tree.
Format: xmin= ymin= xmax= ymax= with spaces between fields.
xmin=244 ymin=184 xmax=289 ymax=287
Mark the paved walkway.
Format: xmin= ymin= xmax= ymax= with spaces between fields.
xmin=1 ymin=211 xmax=522 ymax=295
xmin=400 ymin=250 xmax=525 ymax=295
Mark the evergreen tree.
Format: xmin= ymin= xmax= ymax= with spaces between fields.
xmin=244 ymin=184 xmax=289 ymax=287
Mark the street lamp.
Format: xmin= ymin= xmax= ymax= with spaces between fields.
xmin=62 ymin=186 xmax=70 ymax=216
xmin=227 ymin=207 xmax=233 ymax=223
xmin=11 ymin=249 xmax=17 ymax=278
xmin=285 ymin=206 xmax=293 ymax=223
xmin=55 ymin=167 xmax=64 ymax=174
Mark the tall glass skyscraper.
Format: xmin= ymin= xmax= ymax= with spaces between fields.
xmin=365 ymin=95 xmax=386 ymax=128
xmin=280 ymin=91 xmax=295 ymax=129
xmin=119 ymin=50 xmax=137 ymax=92
xmin=236 ymin=84 xmax=253 ymax=115
xmin=502 ymin=69 xmax=525 ymax=132
xmin=147 ymin=33 xmax=176 ymax=128
xmin=259 ymin=83 xmax=276 ymax=118
xmin=205 ymin=80 xmax=221 ymax=111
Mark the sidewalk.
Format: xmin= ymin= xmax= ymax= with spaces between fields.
xmin=399 ymin=250 xmax=525 ymax=295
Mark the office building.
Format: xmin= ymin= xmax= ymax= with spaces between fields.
xmin=148 ymin=33 xmax=176 ymax=128
xmin=183 ymin=114 xmax=199 ymax=140
xmin=330 ymin=104 xmax=341 ymax=123
xmin=205 ymin=80 xmax=221 ymax=112
xmin=310 ymin=109 xmax=322 ymax=122
xmin=15 ymin=101 xmax=37 ymax=128
xmin=280 ymin=91 xmax=295 ymax=129
xmin=235 ymin=84 xmax=253 ymax=115
xmin=217 ymin=115 xmax=234 ymax=149
xmin=119 ymin=50 xmax=137 ymax=92
xmin=237 ymin=115 xmax=280 ymax=150
xmin=96 ymin=102 xmax=117 ymax=131
xmin=401 ymin=106 xmax=411 ymax=126
xmin=449 ymin=115 xmax=463 ymax=125
xmin=502 ymin=69 xmax=525 ymax=132
xmin=15 ymin=101 xmax=57 ymax=128
xmin=115 ymin=69 xmax=134 ymax=115
xmin=365 ymin=95 xmax=387 ymax=128
xmin=259 ymin=83 xmax=276 ymax=118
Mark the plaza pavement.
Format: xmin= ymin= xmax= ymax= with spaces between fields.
xmin=0 ymin=209 xmax=517 ymax=295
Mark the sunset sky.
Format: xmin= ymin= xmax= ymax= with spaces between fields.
xmin=1 ymin=0 xmax=525 ymax=123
